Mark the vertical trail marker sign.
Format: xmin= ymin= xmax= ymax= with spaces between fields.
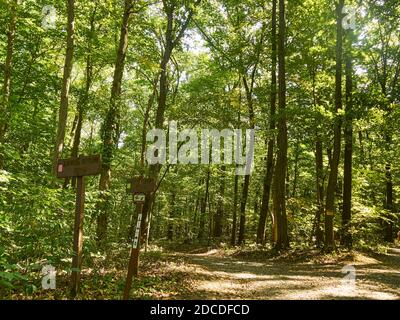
xmin=56 ymin=155 xmax=102 ymax=297
xmin=123 ymin=177 xmax=156 ymax=300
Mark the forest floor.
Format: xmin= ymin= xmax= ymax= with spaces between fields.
xmin=131 ymin=244 xmax=400 ymax=300
xmin=162 ymin=246 xmax=400 ymax=299
xmin=6 ymin=244 xmax=400 ymax=300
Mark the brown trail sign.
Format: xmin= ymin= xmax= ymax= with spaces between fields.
xmin=123 ymin=177 xmax=156 ymax=300
xmin=56 ymin=155 xmax=102 ymax=297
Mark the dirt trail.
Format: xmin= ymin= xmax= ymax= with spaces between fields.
xmin=166 ymin=249 xmax=400 ymax=300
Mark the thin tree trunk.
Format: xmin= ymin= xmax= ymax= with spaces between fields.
xmin=140 ymin=76 xmax=158 ymax=167
xmin=198 ymin=168 xmax=210 ymax=240
xmin=213 ymin=166 xmax=225 ymax=239
xmin=257 ymin=0 xmax=277 ymax=245
xmin=231 ymin=170 xmax=239 ymax=246
xmin=71 ymin=7 xmax=96 ymax=160
xmin=382 ymin=85 xmax=394 ymax=243
xmin=192 ymin=179 xmax=202 ymax=239
xmin=0 ymin=0 xmax=17 ymax=145
xmin=384 ymin=161 xmax=393 ymax=241
xmin=65 ymin=10 xmax=96 ymax=189
xmin=167 ymin=193 xmax=176 ymax=241
xmin=325 ymin=0 xmax=344 ymax=251
xmin=358 ymin=131 xmax=365 ymax=168
xmin=292 ymin=140 xmax=300 ymax=198
xmin=237 ymin=62 xmax=258 ymax=245
xmin=238 ymin=174 xmax=250 ymax=245
xmin=254 ymin=191 xmax=259 ymax=218
xmin=311 ymin=62 xmax=324 ymax=247
xmin=207 ymin=192 xmax=212 ymax=245
xmin=143 ymin=1 xmax=200 ymax=232
xmin=314 ymin=138 xmax=324 ymax=246
xmin=342 ymin=30 xmax=354 ymax=248
xmin=272 ymin=0 xmax=289 ymax=250
xmin=52 ymin=0 xmax=75 ymax=172
xmin=97 ymin=0 xmax=132 ymax=246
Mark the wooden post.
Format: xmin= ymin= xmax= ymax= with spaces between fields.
xmin=70 ymin=175 xmax=85 ymax=297
xmin=123 ymin=248 xmax=139 ymax=299
xmin=122 ymin=177 xmax=156 ymax=300
xmin=123 ymin=202 xmax=143 ymax=300
xmin=56 ymin=155 xmax=101 ymax=296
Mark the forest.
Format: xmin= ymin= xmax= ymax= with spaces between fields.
xmin=0 ymin=0 xmax=399 ymax=300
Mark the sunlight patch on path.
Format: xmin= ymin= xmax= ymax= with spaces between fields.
xmin=174 ymin=250 xmax=400 ymax=300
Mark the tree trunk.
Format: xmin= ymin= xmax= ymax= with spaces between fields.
xmin=238 ymin=174 xmax=250 ymax=245
xmin=325 ymin=0 xmax=344 ymax=251
xmin=342 ymin=30 xmax=353 ymax=248
xmin=292 ymin=140 xmax=300 ymax=197
xmin=167 ymin=193 xmax=176 ymax=241
xmin=53 ymin=0 xmax=75 ymax=172
xmin=213 ymin=166 xmax=225 ymax=238
xmin=143 ymin=1 xmax=200 ymax=231
xmin=140 ymin=76 xmax=158 ymax=168
xmin=314 ymin=138 xmax=324 ymax=246
xmin=71 ymin=8 xmax=95 ymax=160
xmin=97 ymin=0 xmax=132 ymax=246
xmin=384 ymin=162 xmax=393 ymax=242
xmin=192 ymin=179 xmax=202 ymax=239
xmin=358 ymin=131 xmax=365 ymax=168
xmin=257 ymin=0 xmax=277 ymax=245
xmin=272 ymin=0 xmax=289 ymax=250
xmin=237 ymin=69 xmax=257 ymax=245
xmin=231 ymin=169 xmax=239 ymax=246
xmin=65 ymin=12 xmax=96 ymax=189
xmin=0 ymin=0 xmax=17 ymax=146
xmin=198 ymin=168 xmax=210 ymax=240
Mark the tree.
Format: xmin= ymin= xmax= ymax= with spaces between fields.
xmin=0 ymin=0 xmax=17 ymax=166
xmin=342 ymin=22 xmax=354 ymax=248
xmin=53 ymin=0 xmax=75 ymax=172
xmin=257 ymin=0 xmax=277 ymax=245
xmin=363 ymin=0 xmax=400 ymax=242
xmin=325 ymin=0 xmax=344 ymax=251
xmin=272 ymin=0 xmax=289 ymax=250
xmin=144 ymin=0 xmax=201 ymax=240
xmin=97 ymin=0 xmax=134 ymax=245
xmin=213 ymin=165 xmax=225 ymax=238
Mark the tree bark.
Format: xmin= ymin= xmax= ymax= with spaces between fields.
xmin=140 ymin=76 xmax=158 ymax=168
xmin=342 ymin=30 xmax=353 ymax=248
xmin=0 ymin=0 xmax=16 ymax=138
xmin=325 ymin=0 xmax=344 ymax=251
xmin=71 ymin=7 xmax=96 ymax=160
xmin=231 ymin=169 xmax=239 ymax=246
xmin=257 ymin=0 xmax=277 ymax=245
xmin=384 ymin=162 xmax=393 ymax=242
xmin=53 ymin=0 xmax=75 ymax=172
xmin=143 ymin=1 xmax=200 ymax=233
xmin=96 ymin=0 xmax=132 ymax=246
xmin=292 ymin=141 xmax=300 ymax=197
xmin=167 ymin=193 xmax=176 ymax=241
xmin=272 ymin=0 xmax=289 ymax=250
xmin=213 ymin=166 xmax=225 ymax=238
xmin=313 ymin=138 xmax=325 ymax=247
xmin=65 ymin=9 xmax=96 ymax=189
xmin=198 ymin=168 xmax=210 ymax=240
xmin=238 ymin=174 xmax=250 ymax=245
xmin=237 ymin=56 xmax=259 ymax=244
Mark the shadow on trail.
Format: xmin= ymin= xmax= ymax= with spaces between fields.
xmin=170 ymin=250 xmax=400 ymax=300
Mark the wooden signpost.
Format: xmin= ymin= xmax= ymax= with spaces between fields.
xmin=56 ymin=155 xmax=102 ymax=297
xmin=123 ymin=177 xmax=156 ymax=300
